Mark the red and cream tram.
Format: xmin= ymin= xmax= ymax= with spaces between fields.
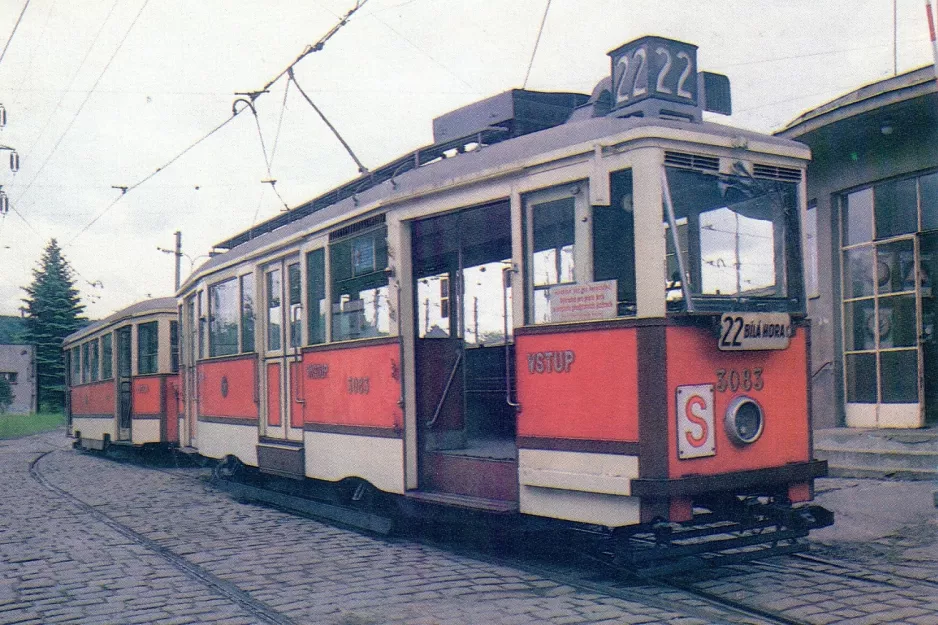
xmin=174 ymin=35 xmax=829 ymax=561
xmin=65 ymin=297 xmax=181 ymax=451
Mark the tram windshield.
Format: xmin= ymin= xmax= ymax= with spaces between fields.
xmin=663 ymin=166 xmax=803 ymax=313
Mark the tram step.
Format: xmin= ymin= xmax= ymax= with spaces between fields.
xmin=815 ymin=447 xmax=938 ymax=481
xmin=403 ymin=490 xmax=519 ymax=513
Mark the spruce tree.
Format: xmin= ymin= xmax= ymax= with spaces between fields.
xmin=22 ymin=239 xmax=86 ymax=411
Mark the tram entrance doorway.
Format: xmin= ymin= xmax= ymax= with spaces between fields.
xmin=116 ymin=326 xmax=132 ymax=442
xmin=411 ymin=201 xmax=518 ymax=502
xmin=257 ymin=259 xmax=305 ymax=479
xmin=260 ymin=260 xmax=304 ymax=443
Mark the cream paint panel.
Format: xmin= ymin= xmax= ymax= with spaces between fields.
xmin=131 ymin=419 xmax=161 ymax=445
xmin=878 ymin=403 xmax=923 ymax=428
xmin=304 ymin=432 xmax=405 ymax=494
xmin=196 ymin=421 xmax=259 ymax=466
xmin=519 ymin=486 xmax=640 ymax=527
xmin=518 ymin=449 xmax=638 ymax=496
xmin=845 ymin=403 xmax=877 ymax=428
xmin=72 ymin=417 xmax=116 ymax=442
xmin=390 ymin=215 xmax=418 ymax=491
xmin=631 ymin=147 xmax=666 ymax=319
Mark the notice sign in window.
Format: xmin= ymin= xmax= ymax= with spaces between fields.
xmin=548 ymin=280 xmax=617 ymax=323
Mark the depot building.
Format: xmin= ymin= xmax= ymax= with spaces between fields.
xmin=779 ymin=65 xmax=938 ymax=429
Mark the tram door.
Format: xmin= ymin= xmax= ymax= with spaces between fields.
xmin=412 ymin=202 xmax=518 ymax=501
xmin=116 ymin=326 xmax=132 ymax=442
xmin=183 ymin=295 xmax=199 ymax=447
xmin=261 ymin=259 xmax=304 ymax=442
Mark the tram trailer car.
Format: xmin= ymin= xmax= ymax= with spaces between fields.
xmin=65 ymin=297 xmax=181 ymax=451
xmin=178 ymin=36 xmax=831 ymax=567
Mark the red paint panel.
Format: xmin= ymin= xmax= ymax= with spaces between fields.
xmin=165 ymin=375 xmax=181 ymax=442
xmin=289 ymin=362 xmax=304 ymax=429
xmin=267 ymin=362 xmax=282 ymax=426
xmin=301 ymin=342 xmax=403 ymax=430
xmin=70 ymin=381 xmax=115 ymax=416
xmin=133 ymin=375 xmax=163 ymax=416
xmin=516 ymin=329 xmax=639 ymax=442
xmin=198 ymin=357 xmax=259 ymax=420
xmin=666 ymin=326 xmax=810 ymax=479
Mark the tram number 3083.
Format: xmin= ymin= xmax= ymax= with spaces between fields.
xmin=715 ymin=368 xmax=764 ymax=393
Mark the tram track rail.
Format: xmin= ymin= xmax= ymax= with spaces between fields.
xmin=29 ymin=449 xmax=300 ymax=625
xmin=53 ymin=444 xmax=904 ymax=625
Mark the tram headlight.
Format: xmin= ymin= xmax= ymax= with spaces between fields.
xmin=724 ymin=396 xmax=764 ymax=445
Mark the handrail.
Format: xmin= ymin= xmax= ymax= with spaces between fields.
xmin=427 ymin=350 xmax=462 ymax=428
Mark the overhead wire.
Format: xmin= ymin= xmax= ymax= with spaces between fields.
xmin=268 ymin=80 xmax=291 ymax=171
xmin=0 ymin=0 xmax=31 ymax=68
xmin=14 ymin=0 xmax=123 ymax=179
xmin=67 ymin=0 xmax=373 ymax=245
xmin=7 ymin=0 xmax=56 ymax=113
xmin=242 ymin=99 xmax=290 ymax=211
xmin=67 ymin=111 xmax=242 ymax=246
xmin=12 ymin=0 xmax=151 ymax=210
xmin=522 ymin=0 xmax=551 ymax=89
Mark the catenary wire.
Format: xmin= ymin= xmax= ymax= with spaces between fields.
xmin=268 ymin=80 xmax=291 ymax=171
xmin=247 ymin=103 xmax=290 ymax=211
xmin=0 ymin=0 xmax=31 ymax=68
xmin=522 ymin=0 xmax=551 ymax=89
xmin=15 ymin=0 xmax=123 ymax=176
xmin=67 ymin=111 xmax=242 ymax=246
xmin=12 ymin=0 xmax=152 ymax=209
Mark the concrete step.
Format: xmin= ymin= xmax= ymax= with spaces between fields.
xmin=815 ymin=447 xmax=938 ymax=481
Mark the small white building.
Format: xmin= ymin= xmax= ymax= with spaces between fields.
xmin=0 ymin=345 xmax=37 ymax=415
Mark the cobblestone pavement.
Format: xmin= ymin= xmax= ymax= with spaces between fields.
xmin=4 ymin=431 xmax=938 ymax=625
xmin=667 ymin=478 xmax=938 ymax=625
xmin=0 ymin=431 xmax=732 ymax=625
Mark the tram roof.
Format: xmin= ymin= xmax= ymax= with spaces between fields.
xmin=64 ymin=296 xmax=177 ymax=346
xmin=191 ymin=112 xmax=806 ymax=291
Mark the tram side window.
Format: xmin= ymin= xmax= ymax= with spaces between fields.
xmin=89 ymin=339 xmax=99 ymax=382
xmin=330 ymin=226 xmax=390 ymax=341
xmin=530 ymin=197 xmax=575 ymax=323
xmin=288 ymin=262 xmax=302 ymax=348
xmin=137 ymin=321 xmax=159 ymax=375
xmin=81 ymin=343 xmax=90 ymax=384
xmin=209 ymin=278 xmax=239 ymax=357
xmin=240 ymin=275 xmax=255 ymax=352
xmin=170 ymin=321 xmax=179 ymax=373
xmin=593 ymin=169 xmax=636 ymax=315
xmin=306 ymin=249 xmax=326 ymax=345
xmin=71 ymin=347 xmax=80 ymax=383
xmin=101 ymin=333 xmax=113 ymax=379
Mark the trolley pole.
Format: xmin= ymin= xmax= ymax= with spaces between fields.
xmin=173 ymin=231 xmax=182 ymax=292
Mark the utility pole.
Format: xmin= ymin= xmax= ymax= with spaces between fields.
xmin=174 ymin=231 xmax=182 ymax=292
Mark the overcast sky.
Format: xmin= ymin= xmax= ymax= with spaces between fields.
xmin=0 ymin=0 xmax=933 ymax=319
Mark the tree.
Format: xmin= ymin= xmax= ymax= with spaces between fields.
xmin=22 ymin=239 xmax=86 ymax=411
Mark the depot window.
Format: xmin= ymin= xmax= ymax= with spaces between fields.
xmin=840 ymin=170 xmax=938 ymax=407
xmin=101 ymin=333 xmax=113 ymax=379
xmin=137 ymin=321 xmax=159 ymax=375
xmin=524 ymin=172 xmax=635 ymax=324
xmin=330 ymin=222 xmax=390 ymax=341
xmin=209 ymin=278 xmax=239 ymax=357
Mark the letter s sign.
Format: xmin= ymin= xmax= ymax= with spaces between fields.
xmin=676 ymin=384 xmax=716 ymax=459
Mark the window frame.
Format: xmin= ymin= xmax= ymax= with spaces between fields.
xmin=137 ymin=321 xmax=160 ymax=375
